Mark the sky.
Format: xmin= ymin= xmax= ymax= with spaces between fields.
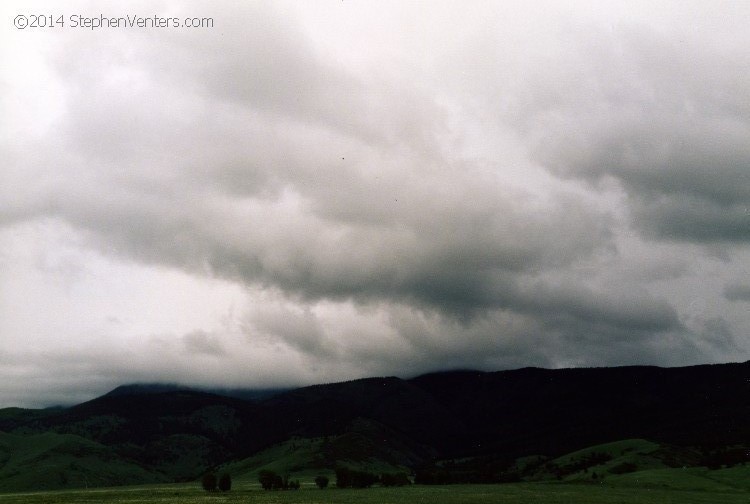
xmin=1 ymin=0 xmax=749 ymax=408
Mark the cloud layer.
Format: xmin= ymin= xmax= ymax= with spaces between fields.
xmin=1 ymin=0 xmax=748 ymax=407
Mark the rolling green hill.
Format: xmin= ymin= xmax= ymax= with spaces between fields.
xmin=0 ymin=431 xmax=160 ymax=492
xmin=220 ymin=424 xmax=417 ymax=486
xmin=523 ymin=439 xmax=701 ymax=482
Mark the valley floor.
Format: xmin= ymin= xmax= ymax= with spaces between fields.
xmin=0 ymin=483 xmax=749 ymax=504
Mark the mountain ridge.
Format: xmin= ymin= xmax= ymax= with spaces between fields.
xmin=1 ymin=360 xmax=748 ymax=491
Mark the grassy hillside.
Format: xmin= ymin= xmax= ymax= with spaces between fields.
xmin=0 ymin=431 xmax=161 ymax=492
xmin=220 ymin=437 xmax=330 ymax=486
xmin=1 ymin=434 xmax=750 ymax=500
xmin=422 ymin=438 xmax=716 ymax=485
xmin=220 ymin=429 xmax=413 ymax=486
xmin=217 ymin=436 xmax=750 ymax=492
xmin=604 ymin=464 xmax=750 ymax=492
xmin=544 ymin=439 xmax=672 ymax=481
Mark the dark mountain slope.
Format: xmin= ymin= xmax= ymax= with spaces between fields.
xmin=3 ymin=390 xmax=265 ymax=481
xmin=254 ymin=377 xmax=467 ymax=445
xmin=103 ymin=383 xmax=288 ymax=402
xmin=409 ymin=362 xmax=750 ymax=457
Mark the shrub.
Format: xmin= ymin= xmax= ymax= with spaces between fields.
xmin=314 ymin=475 xmax=329 ymax=489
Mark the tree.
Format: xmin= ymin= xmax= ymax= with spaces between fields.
xmin=218 ymin=473 xmax=232 ymax=492
xmin=201 ymin=472 xmax=217 ymax=492
xmin=314 ymin=475 xmax=330 ymax=489
xmin=259 ymin=470 xmax=283 ymax=490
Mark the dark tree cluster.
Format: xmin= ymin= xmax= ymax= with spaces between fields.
xmin=201 ymin=472 xmax=216 ymax=491
xmin=258 ymin=470 xmax=299 ymax=490
xmin=700 ymin=447 xmax=750 ymax=469
xmin=414 ymin=467 xmax=518 ymax=485
xmin=545 ymin=452 xmax=613 ymax=479
xmin=201 ymin=472 xmax=232 ymax=492
xmin=414 ymin=455 xmax=518 ymax=485
xmin=218 ymin=473 xmax=232 ymax=491
xmin=380 ymin=472 xmax=411 ymax=486
xmin=608 ymin=462 xmax=638 ymax=475
xmin=563 ymin=452 xmax=612 ymax=474
xmin=414 ymin=467 xmax=452 ymax=485
xmin=335 ymin=467 xmax=378 ymax=488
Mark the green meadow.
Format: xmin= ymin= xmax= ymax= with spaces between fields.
xmin=3 ymin=434 xmax=750 ymax=503
xmin=0 ymin=482 xmax=749 ymax=504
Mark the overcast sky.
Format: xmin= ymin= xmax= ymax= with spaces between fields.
xmin=1 ymin=0 xmax=749 ymax=408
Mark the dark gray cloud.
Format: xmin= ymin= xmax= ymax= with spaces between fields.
xmin=511 ymin=26 xmax=750 ymax=243
xmin=725 ymin=284 xmax=750 ymax=302
xmin=34 ymin=6 xmax=623 ymax=322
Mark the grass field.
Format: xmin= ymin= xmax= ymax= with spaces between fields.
xmin=0 ymin=482 xmax=749 ymax=504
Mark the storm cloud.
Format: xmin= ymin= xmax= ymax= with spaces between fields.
xmin=1 ymin=0 xmax=748 ymax=407
xmin=517 ymin=25 xmax=750 ymax=243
